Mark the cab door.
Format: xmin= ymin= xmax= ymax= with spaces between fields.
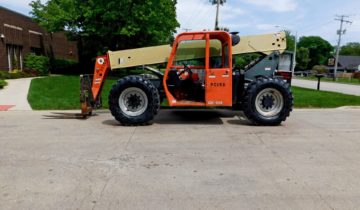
xmin=205 ymin=35 xmax=232 ymax=107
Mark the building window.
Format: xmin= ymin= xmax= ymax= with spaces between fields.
xmin=4 ymin=23 xmax=23 ymax=46
xmin=7 ymin=44 xmax=23 ymax=71
xmin=31 ymin=47 xmax=44 ymax=56
xmin=29 ymin=30 xmax=44 ymax=55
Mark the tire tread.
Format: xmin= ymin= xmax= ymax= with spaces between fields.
xmin=108 ymin=75 xmax=160 ymax=125
xmin=243 ymin=77 xmax=293 ymax=126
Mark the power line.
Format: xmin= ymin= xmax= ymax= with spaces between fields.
xmin=180 ymin=0 xmax=204 ymax=30
xmin=333 ymin=15 xmax=352 ymax=81
xmin=183 ymin=1 xmax=211 ymax=31
xmin=192 ymin=3 xmax=213 ymax=30
xmin=300 ymin=20 xmax=335 ymax=34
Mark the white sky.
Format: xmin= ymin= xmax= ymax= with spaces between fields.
xmin=1 ymin=0 xmax=359 ymax=45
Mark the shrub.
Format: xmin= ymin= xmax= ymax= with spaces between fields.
xmin=312 ymin=65 xmax=329 ymax=75
xmin=24 ymin=54 xmax=50 ymax=75
xmin=354 ymin=72 xmax=360 ymax=79
xmin=0 ymin=69 xmax=38 ymax=79
xmin=0 ymin=79 xmax=7 ymax=89
xmin=51 ymin=58 xmax=78 ymax=75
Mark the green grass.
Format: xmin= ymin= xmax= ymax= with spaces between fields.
xmin=28 ymin=76 xmax=117 ymax=109
xmin=292 ymin=86 xmax=360 ymax=108
xmin=0 ymin=79 xmax=7 ymax=89
xmin=28 ymin=75 xmax=360 ymax=110
xmin=296 ymin=76 xmax=360 ymax=85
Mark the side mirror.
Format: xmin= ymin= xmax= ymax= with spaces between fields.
xmin=230 ymin=32 xmax=240 ymax=46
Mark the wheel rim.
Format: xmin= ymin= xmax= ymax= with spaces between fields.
xmin=255 ymin=88 xmax=284 ymax=118
xmin=119 ymin=87 xmax=148 ymax=117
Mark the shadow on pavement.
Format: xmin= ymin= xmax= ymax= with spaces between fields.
xmin=155 ymin=110 xmax=224 ymax=125
xmin=226 ymin=119 xmax=253 ymax=126
xmin=155 ymin=109 xmax=252 ymax=125
xmin=42 ymin=112 xmax=94 ymax=120
xmin=102 ymin=119 xmax=154 ymax=127
xmin=102 ymin=109 xmax=251 ymax=126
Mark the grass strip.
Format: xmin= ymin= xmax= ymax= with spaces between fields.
xmin=28 ymin=76 xmax=360 ymax=110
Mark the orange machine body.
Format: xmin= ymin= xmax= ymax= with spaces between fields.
xmin=91 ymin=55 xmax=110 ymax=101
xmin=163 ymin=31 xmax=233 ymax=107
xmin=90 ymin=31 xmax=234 ymax=108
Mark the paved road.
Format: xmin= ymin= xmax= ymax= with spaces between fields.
xmin=292 ymin=78 xmax=360 ymax=96
xmin=1 ymin=109 xmax=360 ymax=210
xmin=0 ymin=78 xmax=33 ymax=110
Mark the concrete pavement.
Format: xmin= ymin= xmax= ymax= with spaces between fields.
xmin=292 ymin=78 xmax=360 ymax=96
xmin=0 ymin=78 xmax=33 ymax=110
xmin=1 ymin=109 xmax=360 ymax=210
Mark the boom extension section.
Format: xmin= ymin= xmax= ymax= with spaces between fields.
xmin=108 ymin=32 xmax=286 ymax=69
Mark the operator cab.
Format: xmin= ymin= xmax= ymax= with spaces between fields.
xmin=164 ymin=31 xmax=233 ymax=107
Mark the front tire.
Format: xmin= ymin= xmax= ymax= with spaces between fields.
xmin=243 ymin=78 xmax=293 ymax=126
xmin=109 ymin=76 xmax=160 ymax=125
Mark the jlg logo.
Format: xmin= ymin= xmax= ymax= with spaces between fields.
xmin=210 ymin=82 xmax=225 ymax=87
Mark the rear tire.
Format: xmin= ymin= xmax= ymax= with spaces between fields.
xmin=109 ymin=75 xmax=160 ymax=125
xmin=243 ymin=77 xmax=293 ymax=126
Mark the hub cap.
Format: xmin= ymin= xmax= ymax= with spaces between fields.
xmin=255 ymin=88 xmax=284 ymax=118
xmin=119 ymin=87 xmax=148 ymax=117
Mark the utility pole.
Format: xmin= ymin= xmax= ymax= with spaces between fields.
xmin=210 ymin=0 xmax=226 ymax=30
xmin=292 ymin=31 xmax=297 ymax=76
xmin=182 ymin=28 xmax=191 ymax=32
xmin=333 ymin=15 xmax=352 ymax=81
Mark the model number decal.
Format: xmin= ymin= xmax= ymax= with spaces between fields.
xmin=210 ymin=82 xmax=225 ymax=87
xmin=208 ymin=101 xmax=223 ymax=105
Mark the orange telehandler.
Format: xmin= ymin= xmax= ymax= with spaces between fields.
xmin=80 ymin=30 xmax=293 ymax=125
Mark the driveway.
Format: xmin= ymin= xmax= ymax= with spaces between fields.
xmin=0 ymin=78 xmax=33 ymax=110
xmin=1 ymin=109 xmax=360 ymax=210
xmin=292 ymin=78 xmax=360 ymax=96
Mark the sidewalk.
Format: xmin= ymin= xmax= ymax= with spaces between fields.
xmin=292 ymin=78 xmax=360 ymax=96
xmin=0 ymin=78 xmax=33 ymax=111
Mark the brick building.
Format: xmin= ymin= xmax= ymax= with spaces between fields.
xmin=0 ymin=6 xmax=78 ymax=71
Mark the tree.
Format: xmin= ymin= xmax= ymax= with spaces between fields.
xmin=284 ymin=30 xmax=295 ymax=52
xmin=340 ymin=42 xmax=360 ymax=56
xmin=297 ymin=36 xmax=333 ymax=69
xmin=312 ymin=65 xmax=328 ymax=74
xmin=296 ymin=47 xmax=310 ymax=70
xmin=234 ymin=53 xmax=261 ymax=69
xmin=30 ymin=0 xmax=179 ymax=69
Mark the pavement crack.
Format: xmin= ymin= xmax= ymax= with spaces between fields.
xmin=251 ymin=131 xmax=336 ymax=210
xmin=251 ymin=131 xmax=296 ymax=173
xmin=125 ymin=127 xmax=136 ymax=151
xmin=91 ymin=177 xmax=112 ymax=210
